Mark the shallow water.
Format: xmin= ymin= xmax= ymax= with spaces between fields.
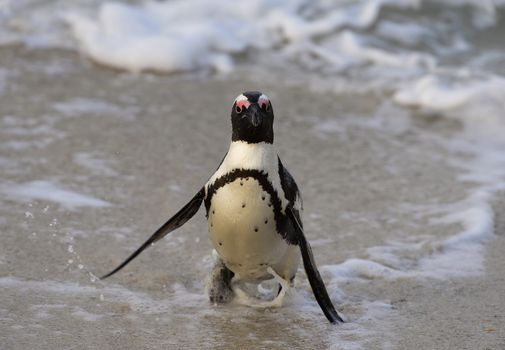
xmin=1 ymin=1 xmax=505 ymax=349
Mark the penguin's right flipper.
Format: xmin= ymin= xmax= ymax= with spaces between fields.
xmin=287 ymin=206 xmax=344 ymax=324
xmin=100 ymin=188 xmax=205 ymax=279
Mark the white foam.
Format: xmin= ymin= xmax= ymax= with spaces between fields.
xmin=52 ymin=97 xmax=136 ymax=119
xmin=417 ymin=197 xmax=495 ymax=277
xmin=2 ymin=0 xmax=504 ymax=81
xmin=71 ymin=306 xmax=103 ymax=321
xmin=73 ymin=152 xmax=118 ymax=177
xmin=61 ymin=0 xmax=432 ymax=74
xmin=64 ymin=2 xmax=240 ymax=73
xmin=375 ymin=20 xmax=432 ymax=46
xmin=322 ymin=259 xmax=406 ymax=282
xmin=392 ymin=74 xmax=505 ymax=168
xmin=319 ymin=143 xmax=502 ymax=281
xmin=30 ymin=304 xmax=66 ymax=320
xmin=388 ymin=70 xmax=505 ymax=279
xmin=322 ymin=191 xmax=497 ymax=280
xmin=393 ymin=74 xmax=505 ymax=119
xmin=0 ymin=276 xmax=206 ymax=315
xmin=0 ymin=180 xmax=112 ymax=209
xmin=326 ymin=30 xmax=436 ymax=69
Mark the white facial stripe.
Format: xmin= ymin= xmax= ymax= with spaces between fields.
xmin=234 ymin=94 xmax=248 ymax=103
xmin=235 ymin=93 xmax=270 ymax=104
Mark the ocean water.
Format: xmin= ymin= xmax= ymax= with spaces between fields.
xmin=1 ymin=1 xmax=505 ymax=349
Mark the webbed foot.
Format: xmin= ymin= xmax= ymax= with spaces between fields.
xmin=207 ymin=258 xmax=235 ymax=304
xmin=232 ymin=267 xmax=290 ymax=308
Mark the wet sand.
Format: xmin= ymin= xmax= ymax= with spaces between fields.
xmin=1 ymin=46 xmax=504 ymax=349
xmin=394 ymin=227 xmax=505 ymax=349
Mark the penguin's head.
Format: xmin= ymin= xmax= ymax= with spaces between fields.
xmin=231 ymin=91 xmax=274 ymax=144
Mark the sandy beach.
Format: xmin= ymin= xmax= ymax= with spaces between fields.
xmin=2 ymin=2 xmax=505 ymax=349
xmin=0 ymin=43 xmax=504 ymax=349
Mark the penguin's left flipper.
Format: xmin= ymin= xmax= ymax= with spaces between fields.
xmin=100 ymin=188 xmax=205 ymax=279
xmin=286 ymin=206 xmax=344 ymax=324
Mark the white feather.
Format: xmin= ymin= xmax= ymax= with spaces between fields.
xmin=206 ymin=141 xmax=289 ymax=211
xmin=234 ymin=94 xmax=248 ymax=103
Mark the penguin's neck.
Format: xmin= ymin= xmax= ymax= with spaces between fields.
xmin=224 ymin=140 xmax=277 ymax=172
xmin=206 ymin=140 xmax=289 ymax=211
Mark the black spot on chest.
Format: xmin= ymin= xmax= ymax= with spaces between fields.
xmin=205 ymin=169 xmax=296 ymax=244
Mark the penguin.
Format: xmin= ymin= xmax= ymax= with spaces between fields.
xmin=101 ymin=91 xmax=344 ymax=324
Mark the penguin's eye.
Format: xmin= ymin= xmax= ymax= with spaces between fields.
xmin=235 ymin=99 xmax=250 ymax=114
xmin=259 ymin=97 xmax=270 ymax=111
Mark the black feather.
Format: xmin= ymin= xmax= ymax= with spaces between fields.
xmin=100 ymin=188 xmax=205 ymax=279
xmin=287 ymin=206 xmax=344 ymax=324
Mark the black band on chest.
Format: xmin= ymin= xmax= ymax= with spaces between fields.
xmin=205 ymin=169 xmax=296 ymax=244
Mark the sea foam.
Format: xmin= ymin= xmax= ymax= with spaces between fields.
xmin=62 ymin=0 xmax=426 ymax=74
xmin=0 ymin=181 xmax=112 ymax=209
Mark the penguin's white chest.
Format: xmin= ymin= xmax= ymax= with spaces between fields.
xmin=208 ymin=177 xmax=288 ymax=281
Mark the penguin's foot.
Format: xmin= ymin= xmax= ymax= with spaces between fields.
xmin=232 ymin=267 xmax=290 ymax=308
xmin=207 ymin=258 xmax=235 ymax=304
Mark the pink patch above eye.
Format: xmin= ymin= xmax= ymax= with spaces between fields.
xmin=236 ymin=100 xmax=251 ymax=110
xmin=258 ymin=96 xmax=270 ymax=109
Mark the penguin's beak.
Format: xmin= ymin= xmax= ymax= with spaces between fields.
xmin=245 ymin=104 xmax=262 ymax=127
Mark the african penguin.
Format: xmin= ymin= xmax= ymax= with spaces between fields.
xmin=101 ymin=91 xmax=344 ymax=324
